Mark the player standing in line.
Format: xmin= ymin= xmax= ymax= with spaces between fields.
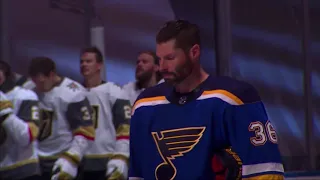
xmin=80 ymin=47 xmax=131 ymax=180
xmin=129 ymin=20 xmax=284 ymax=180
xmin=123 ymin=51 xmax=163 ymax=105
xmin=0 ymin=61 xmax=40 ymax=180
xmin=123 ymin=51 xmax=242 ymax=179
xmin=28 ymin=57 xmax=95 ymax=180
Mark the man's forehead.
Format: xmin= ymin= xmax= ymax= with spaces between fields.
xmin=156 ymin=47 xmax=175 ymax=57
xmin=156 ymin=48 xmax=176 ymax=58
xmin=156 ymin=40 xmax=177 ymax=57
xmin=138 ymin=53 xmax=153 ymax=60
xmin=32 ymin=74 xmax=45 ymax=79
xmin=81 ymin=52 xmax=95 ymax=58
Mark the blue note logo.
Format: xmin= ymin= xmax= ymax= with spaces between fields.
xmin=152 ymin=127 xmax=206 ymax=180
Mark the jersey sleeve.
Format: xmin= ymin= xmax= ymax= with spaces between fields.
xmin=128 ymin=103 xmax=142 ymax=179
xmin=1 ymin=90 xmax=40 ymax=146
xmin=112 ymin=96 xmax=131 ymax=141
xmin=64 ymin=91 xmax=95 ymax=164
xmin=109 ymin=83 xmax=132 ymax=162
xmin=222 ymin=86 xmax=284 ymax=180
xmin=16 ymin=94 xmax=40 ymax=142
xmin=66 ymin=93 xmax=95 ymax=140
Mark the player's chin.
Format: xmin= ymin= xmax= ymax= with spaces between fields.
xmin=81 ymin=70 xmax=91 ymax=77
xmin=136 ymin=72 xmax=145 ymax=78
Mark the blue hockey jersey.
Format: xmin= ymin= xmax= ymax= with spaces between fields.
xmin=129 ymin=76 xmax=284 ymax=180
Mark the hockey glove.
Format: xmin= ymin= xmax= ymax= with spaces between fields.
xmin=106 ymin=159 xmax=128 ymax=180
xmin=51 ymin=157 xmax=78 ymax=180
xmin=215 ymin=148 xmax=242 ymax=180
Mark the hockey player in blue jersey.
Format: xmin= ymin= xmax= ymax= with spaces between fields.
xmin=128 ymin=20 xmax=284 ymax=180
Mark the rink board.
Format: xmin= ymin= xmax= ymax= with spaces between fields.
xmin=285 ymin=172 xmax=320 ymax=180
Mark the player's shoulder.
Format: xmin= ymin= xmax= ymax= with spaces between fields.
xmin=100 ymin=81 xmax=121 ymax=90
xmin=122 ymin=82 xmax=135 ymax=90
xmin=14 ymin=86 xmax=38 ymax=101
xmin=58 ymin=77 xmax=86 ymax=100
xmin=94 ymin=81 xmax=123 ymax=95
xmin=206 ymin=76 xmax=261 ymax=104
xmin=60 ymin=77 xmax=85 ymax=92
xmin=135 ymin=82 xmax=169 ymax=102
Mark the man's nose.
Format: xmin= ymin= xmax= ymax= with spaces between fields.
xmin=137 ymin=61 xmax=144 ymax=67
xmin=81 ymin=62 xmax=88 ymax=67
xmin=136 ymin=63 xmax=144 ymax=69
xmin=159 ymin=60 xmax=167 ymax=72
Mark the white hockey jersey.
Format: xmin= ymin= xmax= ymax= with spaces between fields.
xmin=83 ymin=82 xmax=131 ymax=171
xmin=36 ymin=77 xmax=95 ymax=172
xmin=0 ymin=84 xmax=40 ymax=180
xmin=123 ymin=79 xmax=164 ymax=105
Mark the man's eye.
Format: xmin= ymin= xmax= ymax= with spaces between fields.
xmin=166 ymin=56 xmax=175 ymax=60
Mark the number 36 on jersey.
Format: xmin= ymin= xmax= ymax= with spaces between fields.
xmin=249 ymin=120 xmax=278 ymax=146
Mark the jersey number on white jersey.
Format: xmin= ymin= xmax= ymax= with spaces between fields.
xmin=81 ymin=106 xmax=91 ymax=121
xmin=31 ymin=106 xmax=40 ymax=121
xmin=91 ymin=105 xmax=99 ymax=129
xmin=124 ymin=105 xmax=131 ymax=119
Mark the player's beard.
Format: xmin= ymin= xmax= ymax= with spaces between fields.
xmin=163 ymin=57 xmax=193 ymax=86
xmin=136 ymin=70 xmax=153 ymax=86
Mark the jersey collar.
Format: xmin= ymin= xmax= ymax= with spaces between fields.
xmin=83 ymin=80 xmax=106 ymax=88
xmin=166 ymin=76 xmax=211 ymax=105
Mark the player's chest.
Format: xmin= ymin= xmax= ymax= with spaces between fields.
xmin=138 ymin=102 xmax=218 ymax=179
xmin=38 ymin=98 xmax=55 ymax=110
xmin=38 ymin=92 xmax=61 ymax=109
xmin=146 ymin=102 xmax=215 ymax=131
xmin=38 ymin=96 xmax=61 ymax=118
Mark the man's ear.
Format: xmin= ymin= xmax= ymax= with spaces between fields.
xmin=49 ymin=71 xmax=55 ymax=78
xmin=97 ymin=62 xmax=103 ymax=70
xmin=189 ymin=44 xmax=200 ymax=61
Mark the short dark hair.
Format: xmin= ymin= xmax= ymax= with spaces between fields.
xmin=156 ymin=20 xmax=200 ymax=52
xmin=139 ymin=50 xmax=159 ymax=65
xmin=80 ymin=46 xmax=103 ymax=63
xmin=28 ymin=57 xmax=56 ymax=77
xmin=0 ymin=60 xmax=13 ymax=79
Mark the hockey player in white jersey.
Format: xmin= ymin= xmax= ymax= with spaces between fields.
xmin=28 ymin=57 xmax=95 ymax=180
xmin=80 ymin=47 xmax=131 ymax=180
xmin=123 ymin=51 xmax=163 ymax=105
xmin=0 ymin=61 xmax=40 ymax=180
